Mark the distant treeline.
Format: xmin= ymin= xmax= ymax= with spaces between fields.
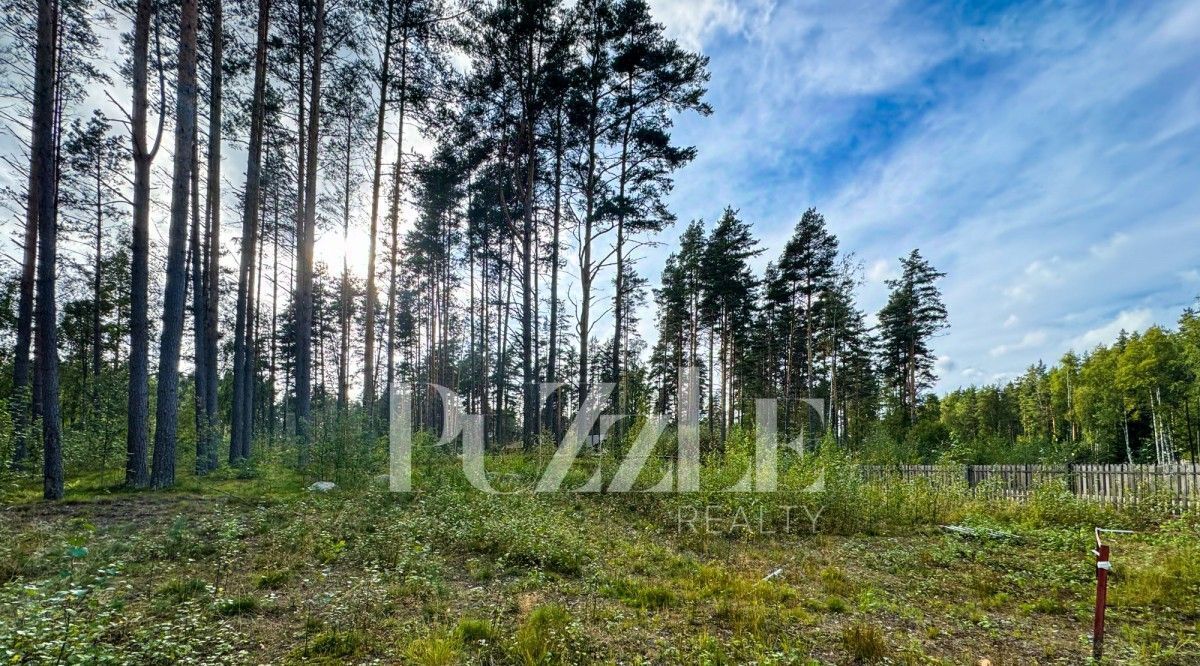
xmin=1 ymin=0 xmax=1194 ymax=500
xmin=924 ymin=314 xmax=1200 ymax=465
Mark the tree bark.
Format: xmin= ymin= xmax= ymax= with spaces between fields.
xmin=189 ymin=128 xmax=209 ymax=474
xmin=124 ymin=0 xmax=157 ymax=489
xmin=200 ymin=0 xmax=224 ymax=472
xmin=231 ymin=0 xmax=270 ymax=463
xmin=295 ymin=0 xmax=324 ymax=464
xmin=362 ymin=0 xmax=394 ymax=417
xmin=150 ymin=0 xmax=199 ymax=488
xmin=32 ymin=0 xmax=62 ymax=499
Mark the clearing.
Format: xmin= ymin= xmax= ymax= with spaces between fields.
xmin=1 ymin=459 xmax=1197 ymax=664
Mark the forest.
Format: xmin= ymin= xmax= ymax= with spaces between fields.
xmin=2 ymin=0 xmax=1198 ymax=501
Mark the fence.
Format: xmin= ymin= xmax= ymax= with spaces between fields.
xmin=860 ymin=463 xmax=1200 ymax=510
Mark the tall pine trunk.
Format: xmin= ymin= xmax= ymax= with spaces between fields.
xmin=611 ymin=79 xmax=633 ymax=435
xmin=545 ymin=112 xmax=562 ymax=437
xmin=189 ymin=129 xmax=209 ymax=474
xmin=362 ymin=0 xmax=394 ymax=417
xmin=91 ymin=157 xmax=102 ymax=394
xmin=150 ymin=0 xmax=200 ymax=488
xmin=124 ymin=0 xmax=157 ymax=489
xmin=32 ymin=0 xmax=62 ymax=499
xmin=231 ymin=0 xmax=270 ymax=462
xmin=199 ymin=0 xmax=224 ymax=472
xmin=9 ymin=160 xmax=37 ymax=470
xmin=295 ymin=0 xmax=324 ymax=463
xmin=384 ymin=21 xmax=409 ymax=423
xmin=268 ymin=188 xmax=280 ymax=439
xmin=337 ymin=111 xmax=351 ymax=413
xmin=520 ymin=125 xmax=535 ymax=450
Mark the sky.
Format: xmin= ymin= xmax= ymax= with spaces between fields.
xmin=643 ymin=0 xmax=1200 ymax=390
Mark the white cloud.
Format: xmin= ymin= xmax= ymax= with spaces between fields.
xmin=866 ymin=258 xmax=897 ymax=284
xmin=1067 ymin=308 xmax=1155 ymax=352
xmin=1003 ymin=259 xmax=1063 ymax=301
xmin=989 ymin=330 xmax=1048 ymax=357
xmin=649 ymin=0 xmax=748 ymax=51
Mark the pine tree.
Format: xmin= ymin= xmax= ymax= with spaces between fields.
xmin=150 ymin=0 xmax=200 ymax=488
xmin=820 ymin=257 xmax=875 ymax=443
xmin=124 ymin=0 xmax=165 ymax=489
xmin=294 ymin=0 xmax=325 ymax=464
xmin=607 ymin=0 xmax=709 ymax=424
xmin=197 ymin=0 xmax=230 ymax=473
xmin=700 ymin=207 xmax=760 ymax=440
xmin=60 ymin=112 xmax=128 ymax=399
xmin=877 ymin=249 xmax=948 ymax=426
xmin=767 ymin=208 xmax=838 ymax=435
xmin=30 ymin=0 xmax=62 ymax=499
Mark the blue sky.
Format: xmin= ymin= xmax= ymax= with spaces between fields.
xmin=645 ymin=0 xmax=1200 ymax=390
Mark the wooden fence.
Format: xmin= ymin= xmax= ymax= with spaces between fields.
xmin=860 ymin=463 xmax=1200 ymax=510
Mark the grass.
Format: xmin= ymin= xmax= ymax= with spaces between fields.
xmin=405 ymin=632 xmax=460 ymax=666
xmin=456 ymin=617 xmax=497 ymax=643
xmin=215 ymin=595 xmax=260 ymax=617
xmin=841 ymin=621 xmax=888 ymax=663
xmin=306 ymin=630 xmax=365 ymax=658
xmin=255 ymin=568 xmax=292 ymax=590
xmin=601 ymin=576 xmax=677 ymax=609
xmin=0 ymin=453 xmax=1197 ymax=663
xmin=512 ymin=604 xmax=576 ymax=665
xmin=158 ymin=577 xmax=208 ymax=602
